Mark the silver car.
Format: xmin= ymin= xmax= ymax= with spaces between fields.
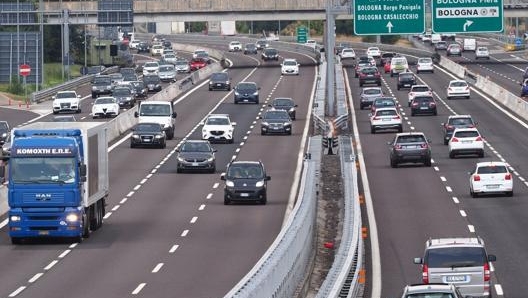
xmin=414 ymin=237 xmax=496 ymax=298
xmin=158 ymin=64 xmax=176 ymax=82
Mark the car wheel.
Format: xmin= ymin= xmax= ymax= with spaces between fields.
xmin=370 ymin=126 xmax=376 ymax=134
xmin=130 ymin=143 xmax=135 ymax=148
xmin=416 ymin=70 xmax=420 ymax=74
xmin=359 ymin=82 xmax=363 ymax=87
xmin=224 ymin=195 xmax=230 ymax=205
xmin=398 ymin=125 xmax=403 ymax=133
xmin=91 ymin=93 xmax=96 ymax=99
xmin=53 ymin=110 xmax=58 ymax=114
xmin=390 ymin=158 xmax=398 ymax=168
xmin=424 ymin=158 xmax=432 ymax=167
xmin=166 ymin=128 xmax=174 ymax=140
xmin=260 ymin=196 xmax=267 ymax=205
xmin=11 ymin=237 xmax=22 ymax=245
xmin=466 ymin=96 xmax=470 ymax=99
xmin=449 ymin=151 xmax=455 ymax=159
xmin=411 ymin=111 xmax=415 ymax=116
xmin=478 ymin=150 xmax=484 ymax=158
xmin=360 ymin=104 xmax=364 ymax=110
xmin=161 ymin=142 xmax=166 ymax=149
xmin=470 ymin=189 xmax=477 ymax=198
xmin=433 ymin=110 xmax=437 ymax=116
xmin=288 ymin=130 xmax=292 ymax=135
xmin=397 ymin=85 xmax=400 ymax=90
xmin=447 ymin=96 xmax=451 ymax=100
xmin=444 ymin=139 xmax=449 ymax=145
xmin=506 ymin=191 xmax=513 ymax=197
xmin=176 ymin=168 xmax=182 ymax=173
xmin=261 ymin=130 xmax=266 ymax=135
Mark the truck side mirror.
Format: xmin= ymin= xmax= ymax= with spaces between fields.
xmin=79 ymin=164 xmax=87 ymax=177
xmin=0 ymin=164 xmax=5 ymax=183
xmin=134 ymin=111 xmax=139 ymax=117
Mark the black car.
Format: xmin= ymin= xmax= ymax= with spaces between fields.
xmin=136 ymin=42 xmax=150 ymax=53
xmin=208 ymin=72 xmax=231 ymax=91
xmin=176 ymin=140 xmax=216 ymax=173
xmin=91 ymin=75 xmax=113 ymax=98
xmin=143 ymin=74 xmax=162 ymax=92
xmin=0 ymin=121 xmax=10 ymax=146
xmin=234 ymin=82 xmax=260 ymax=104
xmin=112 ymin=86 xmax=136 ymax=108
xmin=269 ymin=97 xmax=297 ymax=120
xmin=441 ymin=115 xmax=476 ymax=145
xmin=221 ymin=160 xmax=271 ymax=205
xmin=261 ymin=48 xmax=279 ymax=61
xmin=410 ymin=96 xmax=437 ymax=116
xmin=162 ymin=40 xmax=172 ymax=49
xmin=397 ymin=72 xmax=417 ymax=90
xmin=130 ymin=81 xmax=148 ymax=99
xmin=359 ymin=67 xmax=381 ymax=87
xmin=255 ymin=39 xmax=269 ymax=50
xmin=130 ymin=122 xmax=167 ymax=149
xmin=244 ymin=43 xmax=258 ymax=54
xmin=388 ymin=132 xmax=432 ymax=168
xmin=260 ymin=109 xmax=292 ymax=135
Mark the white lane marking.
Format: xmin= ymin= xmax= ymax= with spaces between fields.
xmin=452 ymin=197 xmax=460 ymax=204
xmin=434 ymin=166 xmax=440 ymax=172
xmin=199 ymin=204 xmax=206 ymax=210
xmin=140 ymin=178 xmax=148 ymax=184
xmin=0 ymin=218 xmax=8 ymax=229
xmin=235 ymin=148 xmax=240 ymax=153
xmin=8 ymin=286 xmax=26 ymax=297
xmin=127 ymin=191 xmax=134 ymax=197
xmin=133 ymin=185 xmax=141 ymax=191
xmin=132 ymin=283 xmax=146 ymax=295
xmin=146 ymin=173 xmax=153 ymax=179
xmin=440 ymin=176 xmax=447 ymax=182
xmin=231 ymin=155 xmax=236 ymax=161
xmin=69 ymin=243 xmax=78 ymax=249
xmin=212 ymin=183 xmax=219 ymax=189
xmin=206 ymin=193 xmax=213 ymax=199
xmin=494 ymin=284 xmax=504 ymax=296
xmin=103 ymin=212 xmax=112 ymax=219
xmin=190 ymin=217 xmax=198 ymax=224
xmin=468 ymin=225 xmax=475 ymax=233
xmin=111 ymin=205 xmax=120 ymax=211
xmin=181 ymin=230 xmax=189 ymax=237
xmin=120 ymin=198 xmax=128 ymax=204
xmin=44 ymin=260 xmax=58 ymax=271
xmin=431 ymin=159 xmax=435 ymax=164
xmin=446 ymin=186 xmax=453 ymax=192
xmin=519 ymin=176 xmax=526 ymax=182
xmin=169 ymin=244 xmax=179 ymax=253
xmin=459 ymin=210 xmax=467 ymax=217
xmin=152 ymin=263 xmax=164 ymax=273
xmin=58 ymin=250 xmax=71 ymax=259
xmin=28 ymin=273 xmax=43 ymax=283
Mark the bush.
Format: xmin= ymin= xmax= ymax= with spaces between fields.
xmin=7 ymin=76 xmax=23 ymax=95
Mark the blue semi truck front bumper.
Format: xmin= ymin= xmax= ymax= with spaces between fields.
xmin=8 ymin=207 xmax=84 ymax=238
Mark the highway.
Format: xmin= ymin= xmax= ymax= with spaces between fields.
xmin=0 ymin=43 xmax=317 ymax=297
xmin=346 ymin=42 xmax=528 ymax=297
xmin=2 ymin=35 xmax=528 ymax=297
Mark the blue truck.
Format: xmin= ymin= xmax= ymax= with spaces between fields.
xmin=4 ymin=122 xmax=109 ymax=244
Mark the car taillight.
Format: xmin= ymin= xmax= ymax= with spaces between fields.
xmin=484 ymin=262 xmax=490 ymax=282
xmin=395 ymin=144 xmax=402 ymax=149
xmin=447 ymin=125 xmax=454 ymax=129
xmin=393 ymin=115 xmax=400 ymax=120
xmin=473 ymin=175 xmax=481 ymax=181
xmin=422 ymin=264 xmax=429 ymax=284
xmin=475 ymin=136 xmax=482 ymax=141
xmin=420 ymin=143 xmax=428 ymax=149
xmin=429 ymin=102 xmax=436 ymax=107
xmin=373 ymin=116 xmax=381 ymax=120
xmin=451 ymin=137 xmax=459 ymax=142
xmin=412 ymin=102 xmax=418 ymax=107
xmin=505 ymin=173 xmax=512 ymax=180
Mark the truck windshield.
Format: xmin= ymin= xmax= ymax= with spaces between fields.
xmin=139 ymin=104 xmax=171 ymax=116
xmin=10 ymin=157 xmax=77 ymax=184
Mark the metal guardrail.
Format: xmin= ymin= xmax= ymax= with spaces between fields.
xmin=334 ymin=63 xmax=348 ymax=130
xmin=31 ymin=66 xmax=119 ymax=103
xmin=313 ymin=61 xmax=328 ymax=135
xmin=224 ymin=136 xmax=322 ymax=298
xmin=316 ymin=136 xmax=363 ymax=298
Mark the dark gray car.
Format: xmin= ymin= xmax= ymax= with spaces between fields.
xmin=234 ymin=82 xmax=260 ymax=104
xmin=260 ymin=109 xmax=292 ymax=135
xmin=388 ymin=132 xmax=432 ymax=167
xmin=359 ymin=87 xmax=383 ymax=110
xmin=221 ymin=161 xmax=271 ymax=205
xmin=176 ymin=140 xmax=216 ymax=173
xmin=269 ymin=97 xmax=297 ymax=120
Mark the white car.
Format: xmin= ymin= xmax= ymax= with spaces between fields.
xmin=366 ymin=46 xmax=381 ymax=58
xmin=129 ymin=40 xmax=141 ymax=49
xmin=228 ymin=41 xmax=242 ymax=52
xmin=390 ymin=56 xmax=409 ymax=77
xmin=475 ymin=46 xmax=490 ymax=59
xmin=52 ymin=91 xmax=81 ymax=114
xmin=447 ymin=80 xmax=470 ymax=99
xmin=92 ymin=96 xmax=119 ymax=118
xmin=150 ymin=44 xmax=163 ymax=56
xmin=407 ymin=85 xmax=432 ymax=107
xmin=305 ymin=39 xmax=317 ymax=49
xmin=369 ymin=107 xmax=403 ymax=134
xmin=416 ymin=57 xmax=434 ymax=73
xmin=162 ymin=53 xmax=178 ymax=65
xmin=339 ymin=48 xmax=356 ymax=60
xmin=193 ymin=49 xmax=208 ymax=59
xmin=469 ymin=161 xmax=513 ymax=197
xmin=142 ymin=61 xmax=160 ymax=76
xmin=201 ymin=114 xmax=236 ymax=143
xmin=448 ymin=127 xmax=484 ymax=158
xmin=281 ymin=58 xmax=300 ymax=75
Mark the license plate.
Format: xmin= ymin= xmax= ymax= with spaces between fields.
xmin=240 ymin=193 xmax=249 ymax=197
xmin=192 ymin=162 xmax=199 ymax=166
xmin=445 ymin=275 xmax=467 ymax=282
xmin=462 ymin=140 xmax=472 ymax=143
xmin=216 ymin=83 xmax=221 ymax=86
xmin=39 ymin=231 xmax=49 ymax=235
xmin=243 ymin=99 xmax=249 ymax=102
xmin=420 ymin=107 xmax=429 ymax=110
xmin=382 ymin=118 xmax=391 ymax=121
xmin=487 ymin=185 xmax=499 ymax=189
xmin=404 ymin=84 xmax=410 ymax=87
xmin=405 ymin=145 xmax=417 ymax=149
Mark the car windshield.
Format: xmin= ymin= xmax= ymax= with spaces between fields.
xmin=206 ymin=117 xmax=229 ymax=125
xmin=175 ymin=61 xmax=188 ymax=66
xmin=425 ymin=247 xmax=486 ymax=267
xmin=449 ymin=118 xmax=473 ymax=126
xmin=237 ymin=83 xmax=257 ymax=92
xmin=136 ymin=124 xmax=161 ymax=132
xmin=159 ymin=66 xmax=174 ymax=72
xmin=397 ymin=135 xmax=426 ymax=143
xmin=374 ymin=99 xmax=395 ymax=107
xmin=93 ymin=77 xmax=110 ymax=84
xmin=283 ymin=60 xmax=297 ymax=66
xmin=113 ymin=89 xmax=130 ymax=96
xmin=477 ymin=165 xmax=508 ymax=174
xmin=96 ymin=97 xmax=116 ymax=104
xmin=139 ymin=104 xmax=171 ymax=116
xmin=265 ymin=49 xmax=278 ymax=55
xmin=376 ymin=109 xmax=397 ymax=116
xmin=56 ymin=92 xmax=76 ymax=99
xmin=227 ymin=165 xmax=264 ymax=179
xmin=264 ymin=111 xmax=289 ymax=120
xmin=180 ymin=142 xmax=211 ymax=152
xmin=211 ymin=73 xmax=228 ymax=80
xmin=273 ymin=98 xmax=293 ymax=106
xmin=363 ymin=89 xmax=382 ymax=95
xmin=0 ymin=122 xmax=8 ymax=130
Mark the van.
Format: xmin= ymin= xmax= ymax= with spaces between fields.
xmin=463 ymin=38 xmax=477 ymax=51
xmin=134 ymin=101 xmax=177 ymax=139
xmin=389 ymin=56 xmax=408 ymax=77
xmin=414 ymin=237 xmax=496 ymax=298
xmin=431 ymin=34 xmax=442 ymax=44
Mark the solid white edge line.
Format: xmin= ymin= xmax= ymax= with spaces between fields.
xmin=0 ymin=218 xmax=7 ymax=229
xmin=181 ymin=230 xmax=189 ymax=237
xmin=344 ymin=68 xmax=382 ymax=298
xmin=58 ymin=250 xmax=71 ymax=259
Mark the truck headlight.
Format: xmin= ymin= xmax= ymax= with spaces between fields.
xmin=66 ymin=213 xmax=79 ymax=222
xmin=10 ymin=215 xmax=21 ymax=222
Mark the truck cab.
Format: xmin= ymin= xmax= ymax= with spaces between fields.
xmin=135 ymin=101 xmax=177 ymax=139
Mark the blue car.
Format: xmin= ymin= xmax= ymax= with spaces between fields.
xmin=522 ymin=79 xmax=528 ymax=97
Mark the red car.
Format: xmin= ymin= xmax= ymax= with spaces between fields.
xmin=189 ymin=58 xmax=209 ymax=71
xmin=384 ymin=61 xmax=391 ymax=73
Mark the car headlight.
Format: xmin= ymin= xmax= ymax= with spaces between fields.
xmin=226 ymin=180 xmax=235 ymax=187
xmin=132 ymin=134 xmax=140 ymax=139
xmin=288 ymin=108 xmax=295 ymax=112
xmin=253 ymin=91 xmax=258 ymax=96
xmin=234 ymin=91 xmax=240 ymax=96
xmin=177 ymin=156 xmax=185 ymax=162
xmin=10 ymin=215 xmax=21 ymax=222
xmin=255 ymin=180 xmax=265 ymax=187
xmin=66 ymin=213 xmax=79 ymax=223
xmin=207 ymin=156 xmax=214 ymax=162
xmin=261 ymin=121 xmax=269 ymax=126
xmin=155 ymin=134 xmax=163 ymax=139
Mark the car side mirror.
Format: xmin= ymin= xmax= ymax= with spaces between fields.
xmin=172 ymin=112 xmax=177 ymax=118
xmin=488 ymin=254 xmax=497 ymax=262
xmin=77 ymin=95 xmax=81 ymax=98
xmin=294 ymin=104 xmax=298 ymax=107
xmin=213 ymin=149 xmax=218 ymax=153
xmin=266 ymin=175 xmax=271 ymax=181
xmin=232 ymin=122 xmax=237 ymax=126
xmin=52 ymin=96 xmax=56 ymax=100
xmin=258 ymin=87 xmax=261 ymax=90
xmin=440 ymin=123 xmax=445 ymax=126
xmin=220 ymin=173 xmax=226 ymax=180
xmin=413 ymin=258 xmax=423 ymax=264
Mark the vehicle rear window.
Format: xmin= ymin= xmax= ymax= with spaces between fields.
xmin=364 ymin=89 xmax=382 ymax=95
xmin=414 ymin=97 xmax=433 ymax=103
xmin=362 ymin=68 xmax=378 ymax=74
xmin=450 ymin=81 xmax=468 ymax=87
xmin=374 ymin=99 xmax=395 ymax=107
xmin=477 ymin=165 xmax=508 ymax=174
xmin=448 ymin=118 xmax=473 ymax=126
xmin=397 ymin=135 xmax=426 ymax=143
xmin=399 ymin=73 xmax=414 ymax=79
xmin=425 ymin=247 xmax=487 ymax=267
xmin=376 ymin=109 xmax=397 ymax=116
xmin=453 ymin=130 xmax=479 ymax=138
xmin=412 ymin=86 xmax=430 ymax=92
xmin=405 ymin=294 xmax=454 ymax=298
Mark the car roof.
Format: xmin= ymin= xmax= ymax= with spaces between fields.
xmin=449 ymin=79 xmax=467 ymax=83
xmin=426 ymin=237 xmax=484 ymax=248
xmin=410 ymin=84 xmax=429 ymax=89
xmin=230 ymin=160 xmax=262 ymax=166
xmin=362 ymin=87 xmax=382 ymax=91
xmin=452 ymin=127 xmax=479 ymax=133
xmin=283 ymin=58 xmax=297 ymax=62
xmin=375 ymin=107 xmax=398 ymax=112
xmin=395 ymin=131 xmax=426 ymax=137
xmin=208 ymin=114 xmax=230 ymax=118
xmin=475 ymin=161 xmax=509 ymax=168
xmin=404 ymin=283 xmax=457 ymax=293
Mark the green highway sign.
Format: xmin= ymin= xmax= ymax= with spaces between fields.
xmin=297 ymin=26 xmax=307 ymax=43
xmin=432 ymin=0 xmax=503 ymax=33
xmin=354 ymin=0 xmax=425 ymax=35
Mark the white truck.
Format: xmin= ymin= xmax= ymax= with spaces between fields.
xmin=220 ymin=21 xmax=236 ymax=36
xmin=463 ymin=38 xmax=477 ymax=51
xmin=135 ymin=101 xmax=177 ymax=140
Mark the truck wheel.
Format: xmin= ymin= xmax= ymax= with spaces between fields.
xmin=53 ymin=110 xmax=58 ymax=114
xmin=11 ymin=237 xmax=22 ymax=245
xmin=82 ymin=212 xmax=91 ymax=239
